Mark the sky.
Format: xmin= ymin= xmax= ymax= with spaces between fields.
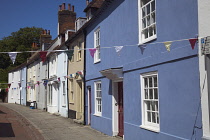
xmin=0 ymin=0 xmax=87 ymax=40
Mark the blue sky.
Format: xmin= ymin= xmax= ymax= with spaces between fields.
xmin=0 ymin=0 xmax=87 ymax=40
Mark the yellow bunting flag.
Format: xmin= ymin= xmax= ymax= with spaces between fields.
xmin=164 ymin=41 xmax=172 ymax=52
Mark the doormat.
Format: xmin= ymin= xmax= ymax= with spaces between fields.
xmin=0 ymin=123 xmax=15 ymax=137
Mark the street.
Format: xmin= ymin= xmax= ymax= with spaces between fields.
xmin=0 ymin=103 xmax=121 ymax=140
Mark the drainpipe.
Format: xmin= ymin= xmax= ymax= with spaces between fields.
xmin=83 ymin=29 xmax=87 ymax=125
xmin=65 ymin=41 xmax=70 ymax=118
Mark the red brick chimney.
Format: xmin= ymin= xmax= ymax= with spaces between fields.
xmin=58 ymin=3 xmax=76 ymax=36
xmin=40 ymin=29 xmax=52 ymax=44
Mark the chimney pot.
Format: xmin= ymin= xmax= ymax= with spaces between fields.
xmin=72 ymin=5 xmax=74 ymax=12
xmin=62 ymin=3 xmax=65 ymax=10
xmin=59 ymin=5 xmax=62 ymax=10
xmin=42 ymin=30 xmax=45 ymax=34
xmin=68 ymin=4 xmax=71 ymax=11
xmin=48 ymin=30 xmax=50 ymax=35
xmin=45 ymin=29 xmax=47 ymax=35
xmin=86 ymin=0 xmax=89 ymax=5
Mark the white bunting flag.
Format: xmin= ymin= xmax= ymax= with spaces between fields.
xmin=8 ymin=52 xmax=17 ymax=64
xmin=114 ymin=46 xmax=124 ymax=56
xmin=164 ymin=42 xmax=172 ymax=52
xmin=138 ymin=44 xmax=147 ymax=54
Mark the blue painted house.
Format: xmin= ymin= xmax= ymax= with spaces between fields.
xmin=20 ymin=63 xmax=27 ymax=106
xmin=85 ymin=0 xmax=202 ymax=139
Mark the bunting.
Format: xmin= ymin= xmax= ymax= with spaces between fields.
xmin=164 ymin=42 xmax=172 ymax=52
xmin=27 ymin=86 xmax=30 ymax=89
xmin=114 ymin=46 xmax=124 ymax=56
xmin=43 ymin=80 xmax=48 ymax=86
xmin=65 ymin=50 xmax=74 ymax=61
xmin=8 ymin=84 xmax=11 ymax=88
xmin=89 ymin=48 xmax=96 ymax=58
xmin=39 ymin=51 xmax=47 ymax=62
xmin=138 ymin=44 xmax=147 ymax=54
xmin=8 ymin=52 xmax=17 ymax=64
xmin=189 ymin=38 xmax=198 ymax=50
xmin=58 ymin=77 xmax=60 ymax=82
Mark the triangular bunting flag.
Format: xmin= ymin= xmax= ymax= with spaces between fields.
xmin=39 ymin=51 xmax=47 ymax=62
xmin=138 ymin=44 xmax=147 ymax=54
xmin=8 ymin=52 xmax=17 ymax=64
xmin=43 ymin=80 xmax=48 ymax=86
xmin=164 ymin=41 xmax=172 ymax=52
xmin=27 ymin=86 xmax=30 ymax=89
xmin=189 ymin=38 xmax=198 ymax=50
xmin=8 ymin=84 xmax=11 ymax=88
xmin=114 ymin=46 xmax=124 ymax=56
xmin=65 ymin=50 xmax=74 ymax=61
xmin=58 ymin=77 xmax=60 ymax=82
xmin=89 ymin=48 xmax=97 ymax=58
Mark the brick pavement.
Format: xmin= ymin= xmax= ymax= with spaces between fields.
xmin=0 ymin=103 xmax=45 ymax=140
xmin=0 ymin=103 xmax=122 ymax=140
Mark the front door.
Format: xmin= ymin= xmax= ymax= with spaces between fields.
xmin=118 ymin=82 xmax=124 ymax=137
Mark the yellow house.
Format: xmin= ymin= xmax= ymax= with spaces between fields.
xmin=26 ymin=52 xmax=39 ymax=106
xmin=66 ymin=24 xmax=85 ymax=123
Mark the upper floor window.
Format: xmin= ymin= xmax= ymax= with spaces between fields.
xmin=140 ymin=71 xmax=159 ymax=132
xmin=94 ymin=27 xmax=100 ymax=63
xmin=77 ymin=41 xmax=82 ymax=61
xmin=139 ymin=0 xmax=156 ymax=43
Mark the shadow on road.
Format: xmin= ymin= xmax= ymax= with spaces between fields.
xmin=0 ymin=123 xmax=15 ymax=137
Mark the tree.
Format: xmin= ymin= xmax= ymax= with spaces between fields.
xmin=0 ymin=26 xmax=43 ymax=84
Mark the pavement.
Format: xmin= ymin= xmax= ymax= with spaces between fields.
xmin=0 ymin=103 xmax=122 ymax=140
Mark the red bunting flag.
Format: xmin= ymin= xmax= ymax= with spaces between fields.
xmin=8 ymin=84 xmax=11 ymax=88
xmin=89 ymin=48 xmax=96 ymax=58
xmin=39 ymin=51 xmax=47 ymax=62
xmin=6 ymin=88 xmax=9 ymax=92
xmin=189 ymin=38 xmax=198 ymax=50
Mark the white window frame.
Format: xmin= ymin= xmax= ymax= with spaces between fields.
xmin=77 ymin=41 xmax=82 ymax=61
xmin=94 ymin=81 xmax=102 ymax=116
xmin=69 ymin=79 xmax=74 ymax=103
xmin=94 ymin=27 xmax=101 ymax=63
xmin=140 ymin=71 xmax=159 ymax=132
xmin=138 ymin=0 xmax=156 ymax=44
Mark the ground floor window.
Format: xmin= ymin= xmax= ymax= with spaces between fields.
xmin=141 ymin=71 xmax=159 ymax=131
xmin=94 ymin=81 xmax=102 ymax=116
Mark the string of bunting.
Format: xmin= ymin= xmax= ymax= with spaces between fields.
xmin=0 ymin=36 xmax=200 ymax=64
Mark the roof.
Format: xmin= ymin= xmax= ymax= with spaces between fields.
xmin=84 ymin=0 xmax=105 ymax=12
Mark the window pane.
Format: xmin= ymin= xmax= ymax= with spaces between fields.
xmin=146 ymin=101 xmax=150 ymax=110
xmin=147 ymin=112 xmax=151 ymax=122
xmin=155 ymin=101 xmax=158 ymax=111
xmin=144 ymin=78 xmax=148 ymax=88
xmin=142 ymin=7 xmax=146 ymax=17
xmin=151 ymin=0 xmax=155 ymax=12
xmin=151 ymin=12 xmax=155 ymax=24
xmin=149 ymin=26 xmax=153 ymax=37
xmin=156 ymin=113 xmax=159 ymax=124
xmin=154 ymin=88 xmax=158 ymax=99
xmin=149 ymin=77 xmax=153 ymax=87
xmin=146 ymin=4 xmax=150 ymax=15
xmin=149 ymin=89 xmax=153 ymax=99
xmin=144 ymin=29 xmax=149 ymax=39
xmin=145 ymin=89 xmax=148 ymax=99
xmin=154 ymin=76 xmax=157 ymax=87
xmin=152 ymin=112 xmax=156 ymax=123
xmin=151 ymin=101 xmax=155 ymax=111
xmin=142 ymin=18 xmax=146 ymax=28
xmin=147 ymin=16 xmax=150 ymax=26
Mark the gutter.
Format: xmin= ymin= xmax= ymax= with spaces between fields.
xmin=83 ymin=29 xmax=87 ymax=125
xmin=65 ymin=41 xmax=70 ymax=118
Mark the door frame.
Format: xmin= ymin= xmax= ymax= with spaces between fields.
xmin=112 ymin=79 xmax=123 ymax=136
xmin=87 ymin=86 xmax=91 ymax=125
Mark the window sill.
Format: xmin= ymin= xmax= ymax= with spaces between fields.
xmin=94 ymin=60 xmax=101 ymax=64
xmin=140 ymin=35 xmax=157 ymax=44
xmin=140 ymin=125 xmax=159 ymax=133
xmin=62 ymin=105 xmax=66 ymax=107
xmin=93 ymin=113 xmax=101 ymax=117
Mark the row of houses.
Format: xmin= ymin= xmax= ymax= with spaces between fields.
xmin=7 ymin=0 xmax=210 ymax=140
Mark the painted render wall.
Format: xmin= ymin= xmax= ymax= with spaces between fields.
xmin=198 ymin=0 xmax=210 ymax=139
xmin=36 ymin=60 xmax=48 ymax=110
xmin=85 ymin=0 xmax=202 ymax=139
xmin=8 ymin=70 xmax=21 ymax=104
xmin=68 ymin=34 xmax=85 ymax=122
xmin=20 ymin=66 xmax=27 ymax=106
xmin=57 ymin=47 xmax=68 ymax=117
